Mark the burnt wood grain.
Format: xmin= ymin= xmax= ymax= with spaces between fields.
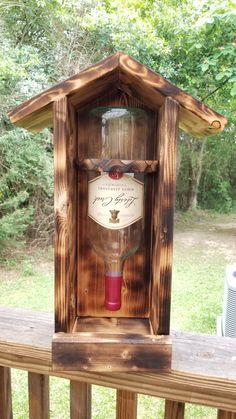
xmin=116 ymin=390 xmax=137 ymax=419
xmin=70 ymin=381 xmax=91 ymax=419
xmin=0 ymin=366 xmax=12 ymax=419
xmin=217 ymin=412 xmax=236 ymax=419
xmin=73 ymin=317 xmax=151 ymax=334
xmin=54 ymin=97 xmax=77 ymax=333
xmin=28 ymin=372 xmax=49 ymax=419
xmin=52 ymin=332 xmax=172 ymax=372
xmin=8 ymin=52 xmax=227 ymax=136
xmin=150 ymin=97 xmax=179 ymax=335
xmin=77 ymin=91 xmax=153 ymax=318
xmin=77 ymin=158 xmax=158 ymax=173
xmin=1 ymin=308 xmax=236 ymax=411
xmin=118 ymin=54 xmax=226 ymax=136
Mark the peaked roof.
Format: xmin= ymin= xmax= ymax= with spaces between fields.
xmin=8 ymin=52 xmax=227 ymax=137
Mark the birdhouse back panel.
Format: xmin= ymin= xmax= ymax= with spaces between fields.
xmin=76 ymin=90 xmax=156 ymax=318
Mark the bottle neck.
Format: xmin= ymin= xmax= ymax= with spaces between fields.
xmin=104 ymin=259 xmax=124 ymax=276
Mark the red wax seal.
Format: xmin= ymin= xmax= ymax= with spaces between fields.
xmin=104 ymin=273 xmax=123 ymax=311
xmin=109 ymin=171 xmax=123 ymax=180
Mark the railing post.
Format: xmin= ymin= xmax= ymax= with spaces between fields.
xmin=164 ymin=400 xmax=185 ymax=418
xmin=0 ymin=366 xmax=12 ymax=419
xmin=28 ymin=372 xmax=49 ymax=419
xmin=116 ymin=389 xmax=137 ymax=419
xmin=70 ymin=381 xmax=91 ymax=419
xmin=217 ymin=411 xmax=236 ymax=418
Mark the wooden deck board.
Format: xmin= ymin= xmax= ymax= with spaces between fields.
xmin=0 ymin=306 xmax=236 ymax=411
xmin=28 ymin=372 xmax=49 ymax=419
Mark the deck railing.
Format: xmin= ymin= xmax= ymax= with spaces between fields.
xmin=0 ymin=306 xmax=236 ymax=419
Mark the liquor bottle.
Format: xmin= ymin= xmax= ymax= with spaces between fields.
xmin=87 ymin=107 xmax=149 ymax=311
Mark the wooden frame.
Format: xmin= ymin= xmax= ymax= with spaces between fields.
xmin=151 ymin=97 xmax=179 ymax=334
xmin=52 ymin=90 xmax=175 ymax=371
xmin=54 ymin=97 xmax=77 ymax=333
xmin=8 ymin=53 xmax=227 ymax=372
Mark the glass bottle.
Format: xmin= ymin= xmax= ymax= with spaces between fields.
xmin=87 ymin=107 xmax=149 ymax=311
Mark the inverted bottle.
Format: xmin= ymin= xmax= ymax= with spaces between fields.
xmin=87 ymin=107 xmax=149 ymax=311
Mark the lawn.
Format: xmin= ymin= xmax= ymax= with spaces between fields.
xmin=0 ymin=211 xmax=235 ymax=418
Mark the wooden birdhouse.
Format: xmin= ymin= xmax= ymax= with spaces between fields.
xmin=8 ymin=52 xmax=227 ymax=372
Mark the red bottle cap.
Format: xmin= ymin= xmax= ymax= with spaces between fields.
xmin=109 ymin=172 xmax=123 ymax=180
xmin=104 ymin=273 xmax=123 ymax=311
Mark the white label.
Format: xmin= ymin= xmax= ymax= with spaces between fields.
xmin=88 ymin=174 xmax=144 ymax=229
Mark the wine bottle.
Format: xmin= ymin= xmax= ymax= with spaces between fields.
xmin=87 ymin=107 xmax=149 ymax=311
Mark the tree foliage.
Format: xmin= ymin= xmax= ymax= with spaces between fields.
xmin=0 ymin=0 xmax=235 ymax=248
xmin=0 ymin=128 xmax=53 ymax=248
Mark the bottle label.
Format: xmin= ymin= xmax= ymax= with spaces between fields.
xmin=88 ymin=174 xmax=144 ymax=229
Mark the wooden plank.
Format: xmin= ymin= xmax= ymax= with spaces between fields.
xmin=217 ymin=411 xmax=236 ymax=419
xmin=28 ymin=372 xmax=49 ymax=419
xmin=52 ymin=333 xmax=171 ymax=372
xmin=8 ymin=52 xmax=227 ymax=136
xmin=8 ymin=53 xmax=120 ymax=130
xmin=0 ymin=306 xmax=54 ymax=347
xmin=73 ymin=317 xmax=151 ymax=334
xmin=150 ymin=97 xmax=179 ymax=335
xmin=8 ymin=103 xmax=54 ymax=133
xmin=77 ymin=158 xmax=158 ymax=173
xmin=164 ymin=400 xmax=185 ymax=418
xmin=1 ymin=308 xmax=236 ymax=411
xmin=120 ymin=75 xmax=212 ymax=137
xmin=116 ymin=389 xmax=137 ymax=419
xmin=54 ymin=97 xmax=77 ymax=333
xmin=70 ymin=381 xmax=91 ymax=419
xmin=118 ymin=53 xmax=227 ymax=136
xmin=0 ymin=366 xmax=12 ymax=419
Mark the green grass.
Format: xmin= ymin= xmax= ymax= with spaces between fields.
xmin=0 ymin=212 xmax=235 ymax=418
xmin=172 ymin=212 xmax=234 ymax=334
xmin=172 ymin=247 xmax=225 ymax=333
xmin=0 ymin=247 xmax=54 ymax=311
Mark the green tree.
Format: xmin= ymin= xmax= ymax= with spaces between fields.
xmin=80 ymin=0 xmax=235 ymax=211
xmin=0 ymin=128 xmax=53 ymax=248
xmin=0 ymin=0 xmax=235 ymax=251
